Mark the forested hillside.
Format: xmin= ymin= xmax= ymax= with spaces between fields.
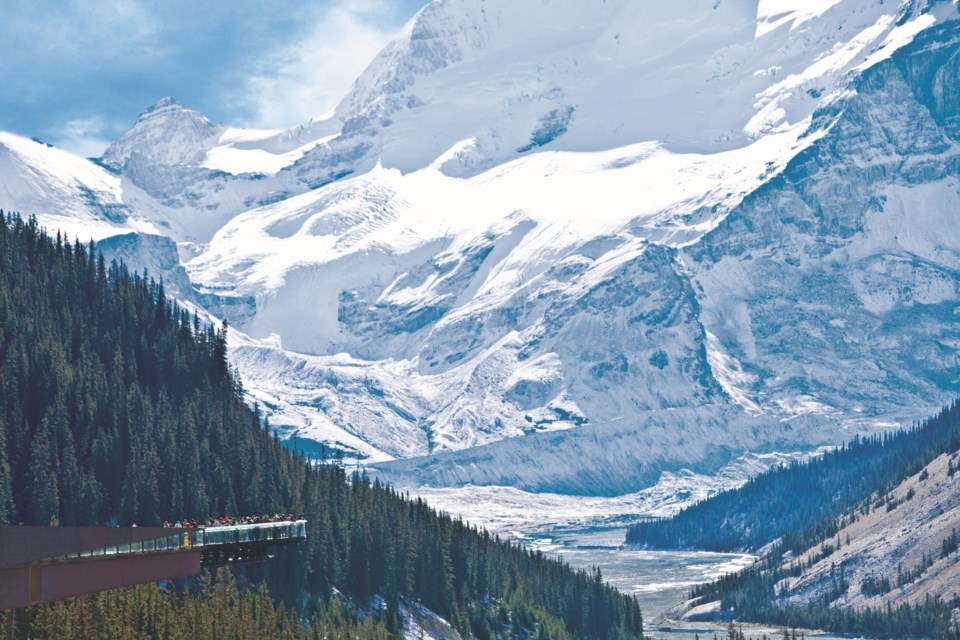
xmin=685 ymin=450 xmax=960 ymax=638
xmin=0 ymin=213 xmax=643 ymax=640
xmin=627 ymin=401 xmax=960 ymax=553
xmin=626 ymin=401 xmax=960 ymax=638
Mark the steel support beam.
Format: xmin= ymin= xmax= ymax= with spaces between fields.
xmin=0 ymin=550 xmax=201 ymax=610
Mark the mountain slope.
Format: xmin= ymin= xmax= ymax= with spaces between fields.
xmin=0 ymin=131 xmax=155 ymax=240
xmin=374 ymin=4 xmax=960 ymax=491
xmin=0 ymin=213 xmax=645 ymax=640
xmin=626 ymin=401 xmax=960 ymax=552
xmin=665 ymin=402 xmax=960 ymax=637
xmin=186 ymin=1 xmax=960 ymax=481
xmin=777 ymin=452 xmax=960 ymax=615
xmin=290 ymin=0 xmax=935 ymax=180
xmin=686 ymin=16 xmax=960 ymax=428
xmin=2 ymin=0 xmax=960 ymax=498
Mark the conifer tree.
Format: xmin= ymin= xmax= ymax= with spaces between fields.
xmin=0 ymin=418 xmax=14 ymax=524
xmin=25 ymin=418 xmax=59 ymax=525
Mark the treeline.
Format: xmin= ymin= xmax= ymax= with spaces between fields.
xmin=626 ymin=400 xmax=960 ymax=553
xmin=689 ymin=549 xmax=960 ymax=638
xmin=0 ymin=213 xmax=643 ymax=640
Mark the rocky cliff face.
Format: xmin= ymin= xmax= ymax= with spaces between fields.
xmin=376 ymin=10 xmax=960 ymax=492
xmin=687 ymin=20 xmax=960 ymax=428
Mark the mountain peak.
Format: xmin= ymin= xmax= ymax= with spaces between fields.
xmin=139 ymin=96 xmax=183 ymax=118
xmin=101 ymin=98 xmax=224 ymax=171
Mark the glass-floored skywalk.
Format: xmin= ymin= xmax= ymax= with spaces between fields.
xmin=49 ymin=520 xmax=307 ymax=566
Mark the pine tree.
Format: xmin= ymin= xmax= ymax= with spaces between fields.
xmin=25 ymin=418 xmax=59 ymax=524
xmin=0 ymin=417 xmax=14 ymax=524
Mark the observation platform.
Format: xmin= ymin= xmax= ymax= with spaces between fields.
xmin=0 ymin=520 xmax=306 ymax=610
xmin=200 ymin=520 xmax=307 ymax=566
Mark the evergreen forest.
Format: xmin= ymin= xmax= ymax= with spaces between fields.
xmin=0 ymin=213 xmax=644 ymax=640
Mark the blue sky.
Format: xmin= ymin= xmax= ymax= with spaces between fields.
xmin=0 ymin=0 xmax=427 ymax=157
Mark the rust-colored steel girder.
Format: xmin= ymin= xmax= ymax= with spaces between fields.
xmin=0 ymin=549 xmax=201 ymax=609
xmin=0 ymin=526 xmax=201 ymax=610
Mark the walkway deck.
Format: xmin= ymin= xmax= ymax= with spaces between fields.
xmin=50 ymin=520 xmax=307 ymax=563
xmin=0 ymin=521 xmax=307 ymax=609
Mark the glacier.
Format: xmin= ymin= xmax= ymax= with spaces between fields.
xmin=1 ymin=0 xmax=960 ymax=506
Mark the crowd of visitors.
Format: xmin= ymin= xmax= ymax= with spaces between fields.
xmin=162 ymin=515 xmax=302 ymax=529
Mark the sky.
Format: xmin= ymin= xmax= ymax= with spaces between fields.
xmin=0 ymin=0 xmax=428 ymax=158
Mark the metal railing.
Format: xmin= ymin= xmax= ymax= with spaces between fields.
xmin=53 ymin=521 xmax=307 ymax=561
xmin=202 ymin=520 xmax=307 ymax=546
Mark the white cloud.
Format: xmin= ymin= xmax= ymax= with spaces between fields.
xmin=53 ymin=117 xmax=112 ymax=159
xmin=242 ymin=0 xmax=403 ymax=129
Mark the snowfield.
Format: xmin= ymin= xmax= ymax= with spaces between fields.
xmin=2 ymin=0 xmax=960 ymax=502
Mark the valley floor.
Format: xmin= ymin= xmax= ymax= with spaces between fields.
xmin=401 ymin=486 xmax=874 ymax=639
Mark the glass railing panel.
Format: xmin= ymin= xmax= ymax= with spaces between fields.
xmin=188 ymin=531 xmax=203 ymax=548
xmin=196 ymin=521 xmax=306 ymax=547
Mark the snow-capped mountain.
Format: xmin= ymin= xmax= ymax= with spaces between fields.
xmin=0 ymin=131 xmax=157 ymax=240
xmin=2 ymin=0 xmax=960 ymax=500
xmin=102 ymin=97 xmax=225 ymax=171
